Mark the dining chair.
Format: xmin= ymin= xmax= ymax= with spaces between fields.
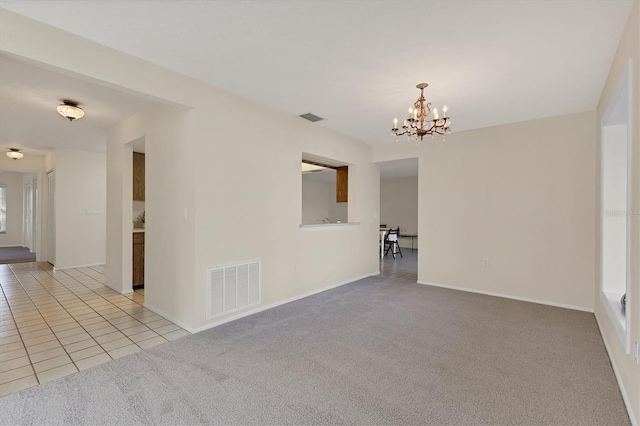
xmin=384 ymin=227 xmax=403 ymax=259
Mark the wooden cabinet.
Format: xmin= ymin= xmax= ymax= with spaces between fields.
xmin=133 ymin=232 xmax=144 ymax=287
xmin=133 ymin=152 xmax=145 ymax=201
xmin=336 ymin=166 xmax=348 ymax=203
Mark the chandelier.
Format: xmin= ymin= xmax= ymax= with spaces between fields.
xmin=392 ymin=83 xmax=451 ymax=142
xmin=57 ymin=100 xmax=85 ymax=122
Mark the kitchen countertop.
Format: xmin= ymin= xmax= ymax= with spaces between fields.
xmin=133 ymin=228 xmax=146 ymax=233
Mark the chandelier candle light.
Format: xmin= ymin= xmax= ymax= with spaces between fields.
xmin=392 ymin=83 xmax=451 ymax=143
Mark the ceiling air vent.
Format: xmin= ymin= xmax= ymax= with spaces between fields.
xmin=299 ymin=113 xmax=324 ymax=123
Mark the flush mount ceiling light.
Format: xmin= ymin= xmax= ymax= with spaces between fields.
xmin=6 ymin=148 xmax=24 ymax=160
xmin=392 ymin=83 xmax=451 ymax=144
xmin=57 ymin=100 xmax=85 ymax=122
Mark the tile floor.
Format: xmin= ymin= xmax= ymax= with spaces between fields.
xmin=0 ymin=262 xmax=189 ymax=397
xmin=380 ymin=246 xmax=417 ymax=281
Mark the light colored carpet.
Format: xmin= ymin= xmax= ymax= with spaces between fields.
xmin=0 ymin=276 xmax=630 ymax=425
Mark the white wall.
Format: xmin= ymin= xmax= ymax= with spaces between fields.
xmin=595 ymin=1 xmax=640 ymax=422
xmin=0 ymin=171 xmax=25 ymax=247
xmin=380 ymin=176 xmax=418 ymax=248
xmin=53 ymin=148 xmax=106 ymax=269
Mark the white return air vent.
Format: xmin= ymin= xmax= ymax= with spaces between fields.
xmin=207 ymin=260 xmax=261 ymax=319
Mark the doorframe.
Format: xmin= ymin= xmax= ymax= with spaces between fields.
xmin=46 ymin=170 xmax=55 ymax=265
xmin=23 ymin=181 xmax=33 ymax=251
xmin=33 ymin=177 xmax=39 ymax=257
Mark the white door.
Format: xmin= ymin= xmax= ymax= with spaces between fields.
xmin=24 ymin=182 xmax=33 ymax=251
xmin=47 ymin=171 xmax=55 ymax=265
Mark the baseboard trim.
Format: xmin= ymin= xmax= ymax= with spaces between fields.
xmin=53 ymin=262 xmax=105 ymax=271
xmin=595 ymin=313 xmax=638 ymax=426
xmin=416 ymin=281 xmax=594 ymax=313
xmin=142 ymin=303 xmax=195 ymax=334
xmin=191 ymin=271 xmax=380 ymax=334
xmin=0 ymin=244 xmax=26 ymax=248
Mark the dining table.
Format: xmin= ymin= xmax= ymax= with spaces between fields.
xmin=379 ymin=227 xmax=389 ymax=259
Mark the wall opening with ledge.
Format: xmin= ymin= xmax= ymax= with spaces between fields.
xmin=600 ymin=60 xmax=631 ymax=350
xmin=301 ymin=153 xmax=349 ymax=226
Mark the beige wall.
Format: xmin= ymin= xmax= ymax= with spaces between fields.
xmin=380 ymin=176 xmax=418 ymax=248
xmin=53 ymin=148 xmax=106 ymax=269
xmin=595 ymin=0 xmax=639 ymax=422
xmin=375 ymin=111 xmax=597 ymax=311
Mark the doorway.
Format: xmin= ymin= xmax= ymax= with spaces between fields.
xmin=378 ymin=158 xmax=419 ymax=281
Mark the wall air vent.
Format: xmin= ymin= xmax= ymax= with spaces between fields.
xmin=207 ymin=260 xmax=261 ymax=319
xmin=299 ymin=113 xmax=324 ymax=122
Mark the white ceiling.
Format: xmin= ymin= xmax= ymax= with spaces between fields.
xmin=0 ymin=56 xmax=156 ymax=155
xmin=0 ymin=0 xmax=633 ymax=153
